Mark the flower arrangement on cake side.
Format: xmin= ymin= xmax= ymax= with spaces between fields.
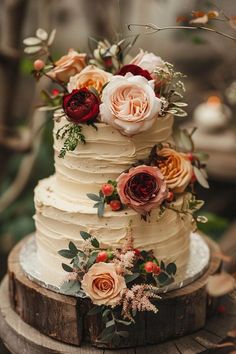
xmin=58 ymin=224 xmax=177 ymax=345
xmin=24 ymin=28 xmax=210 ymax=346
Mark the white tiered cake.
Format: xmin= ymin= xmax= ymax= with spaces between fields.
xmin=34 ymin=113 xmax=192 ymax=286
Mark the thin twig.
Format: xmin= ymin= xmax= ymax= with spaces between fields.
xmin=127 ymin=23 xmax=236 ymax=42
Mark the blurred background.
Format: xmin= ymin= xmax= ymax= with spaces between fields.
xmin=0 ymin=1 xmax=236 ymax=351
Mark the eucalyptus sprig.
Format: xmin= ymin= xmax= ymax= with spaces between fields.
xmin=56 ymin=123 xmax=86 ymax=158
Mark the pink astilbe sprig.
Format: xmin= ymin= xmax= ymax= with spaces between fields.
xmin=112 ymin=224 xmax=136 ymax=274
xmin=121 ymin=284 xmax=161 ymax=322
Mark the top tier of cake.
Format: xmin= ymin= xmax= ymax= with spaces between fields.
xmin=53 ymin=113 xmax=174 ymax=200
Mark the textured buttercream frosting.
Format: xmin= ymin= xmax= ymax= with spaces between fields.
xmin=34 ymin=113 xmax=193 ymax=285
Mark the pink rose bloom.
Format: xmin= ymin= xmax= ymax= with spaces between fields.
xmin=117 ymin=165 xmax=168 ymax=215
xmin=100 ymin=74 xmax=162 ymax=136
xmin=130 ymin=49 xmax=166 ymax=78
xmin=81 ymin=263 xmax=126 ymax=306
xmin=47 ymin=49 xmax=87 ymax=83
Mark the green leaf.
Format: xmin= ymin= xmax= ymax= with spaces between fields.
xmin=166 ymin=263 xmax=177 ymax=276
xmin=117 ymin=331 xmax=130 ymax=338
xmin=156 ymin=272 xmax=169 ymax=284
xmin=87 ymin=193 xmax=101 ymax=202
xmin=69 ymin=241 xmax=78 ymax=255
xmin=87 ymin=306 xmax=104 ymax=316
xmin=60 ymin=280 xmax=81 ymax=295
xmin=172 ymin=101 xmax=188 ymax=107
xmin=23 ymin=37 xmax=42 ymax=45
xmin=80 ymin=231 xmax=91 ymax=240
xmin=87 ymin=252 xmax=99 ymax=268
xmin=115 ymin=319 xmax=132 ymax=326
xmin=193 ymin=166 xmax=209 ymax=189
xmin=194 ymin=152 xmax=209 ymax=161
xmin=124 ymin=273 xmax=140 ymax=284
xmin=100 ymin=325 xmax=115 ymax=339
xmin=98 ymin=202 xmax=105 ymax=218
xmin=24 ymin=46 xmax=42 ymax=54
xmin=91 ymin=238 xmax=100 ymax=248
xmin=106 ymin=319 xmax=115 ymax=328
xmin=180 ymin=130 xmax=194 ymax=151
xmin=160 ymin=260 xmax=166 ymax=270
xmin=62 ymin=263 xmax=73 ymax=272
xmin=58 ymin=249 xmax=75 ymax=259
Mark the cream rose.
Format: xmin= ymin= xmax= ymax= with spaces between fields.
xmin=81 ymin=263 xmax=126 ymax=306
xmin=68 ymin=65 xmax=112 ymax=94
xmin=157 ymin=148 xmax=193 ymax=193
xmin=130 ymin=49 xmax=166 ymax=77
xmin=100 ymin=74 xmax=162 ymax=136
xmin=47 ymin=49 xmax=87 ymax=82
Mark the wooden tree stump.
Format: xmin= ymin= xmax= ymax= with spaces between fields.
xmin=7 ymin=236 xmax=222 ymax=349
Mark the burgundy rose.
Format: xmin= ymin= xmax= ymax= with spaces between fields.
xmin=117 ymin=165 xmax=168 ymax=215
xmin=62 ymin=88 xmax=99 ymax=124
xmin=116 ymin=64 xmax=152 ymax=81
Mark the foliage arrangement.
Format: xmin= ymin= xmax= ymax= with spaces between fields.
xmin=58 ymin=226 xmax=177 ymax=345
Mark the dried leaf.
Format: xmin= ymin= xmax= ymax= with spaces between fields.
xmin=180 ymin=130 xmax=194 ymax=151
xmin=190 ymin=15 xmax=209 ymax=25
xmin=206 ymin=273 xmax=235 ymax=296
xmin=23 ymin=37 xmax=42 ymax=46
xmin=24 ymin=46 xmax=42 ymax=54
xmin=48 ymin=29 xmax=57 ymax=46
xmin=36 ymin=28 xmax=48 ymax=41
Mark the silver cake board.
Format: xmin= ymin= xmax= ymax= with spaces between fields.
xmin=19 ymin=232 xmax=210 ymax=296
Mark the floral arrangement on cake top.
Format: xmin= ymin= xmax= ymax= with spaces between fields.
xmin=58 ymin=224 xmax=177 ymax=345
xmin=24 ymin=29 xmax=188 ymax=156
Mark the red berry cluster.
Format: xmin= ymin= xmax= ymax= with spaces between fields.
xmin=101 ymin=182 xmax=122 ymax=212
xmin=144 ymin=261 xmax=161 ymax=275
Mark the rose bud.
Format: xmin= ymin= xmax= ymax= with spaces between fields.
xmin=144 ymin=261 xmax=155 ymax=273
xmin=96 ymin=251 xmax=108 ymax=263
xmin=101 ymin=183 xmax=114 ymax=197
xmin=34 ymin=59 xmax=45 ymax=71
xmin=63 ymin=88 xmax=99 ymax=124
xmin=134 ymin=249 xmax=141 ymax=257
xmin=110 ymin=200 xmax=122 ymax=211
xmin=52 ymin=88 xmax=60 ymax=97
xmin=153 ymin=264 xmax=161 ymax=275
xmin=117 ymin=64 xmax=152 ymax=81
xmin=115 ymin=265 xmax=124 ymax=275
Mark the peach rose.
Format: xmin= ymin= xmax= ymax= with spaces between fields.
xmin=117 ymin=165 xmax=168 ymax=215
xmin=47 ymin=49 xmax=87 ymax=82
xmin=81 ymin=263 xmax=126 ymax=306
xmin=68 ymin=65 xmax=112 ymax=94
xmin=157 ymin=148 xmax=193 ymax=193
xmin=100 ymin=74 xmax=162 ymax=136
xmin=130 ymin=49 xmax=166 ymax=78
